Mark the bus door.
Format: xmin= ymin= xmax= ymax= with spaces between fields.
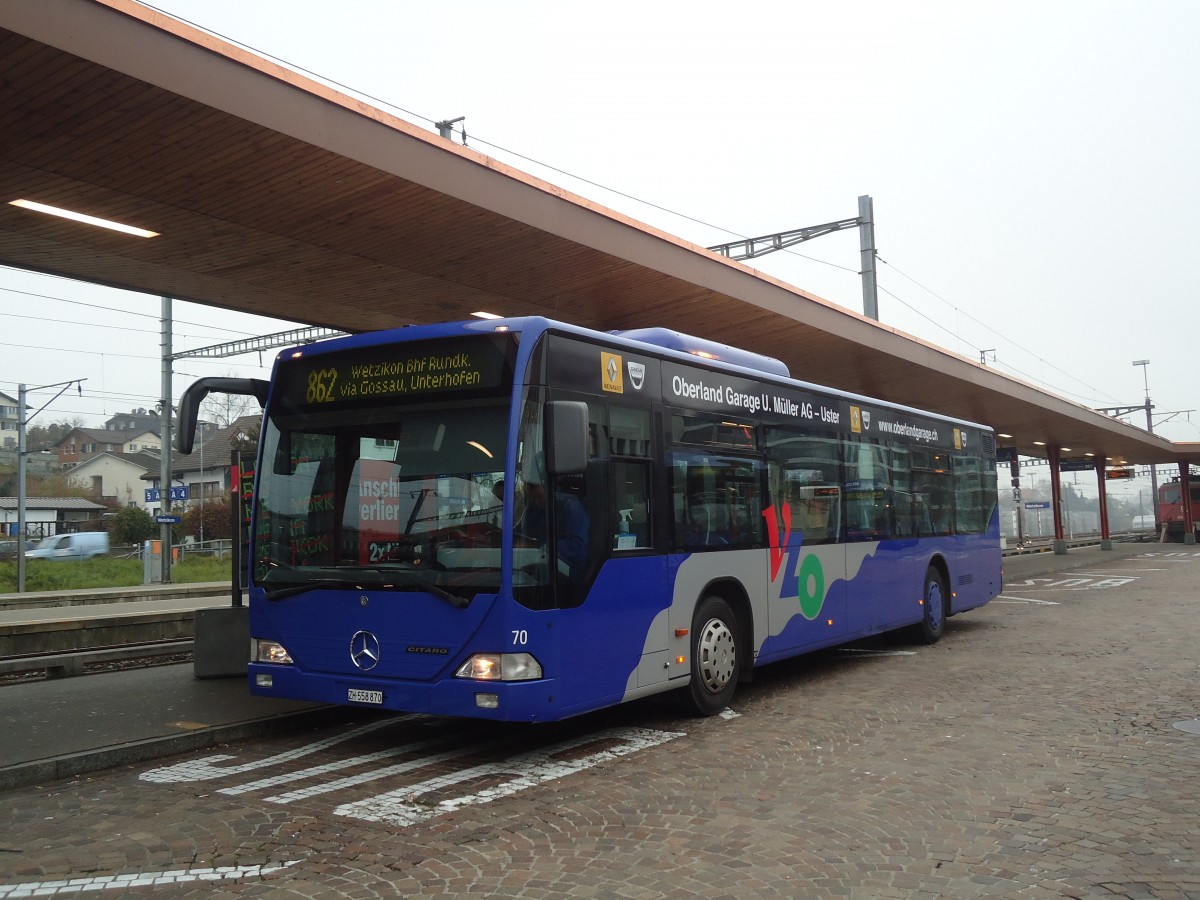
xmin=764 ymin=429 xmax=848 ymax=654
xmin=515 ymin=386 xmax=670 ymax=710
xmin=843 ymin=439 xmax=925 ymax=633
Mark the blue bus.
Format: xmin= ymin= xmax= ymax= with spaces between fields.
xmin=178 ymin=317 xmax=1001 ymax=722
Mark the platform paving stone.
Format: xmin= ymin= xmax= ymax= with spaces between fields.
xmin=0 ymin=548 xmax=1197 ymax=897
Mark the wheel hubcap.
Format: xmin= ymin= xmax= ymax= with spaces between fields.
xmin=928 ymin=582 xmax=944 ymax=629
xmin=698 ymin=617 xmax=736 ymax=693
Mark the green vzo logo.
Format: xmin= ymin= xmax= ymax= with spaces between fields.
xmin=763 ymin=505 xmax=825 ymax=619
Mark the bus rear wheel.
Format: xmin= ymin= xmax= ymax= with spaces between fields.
xmin=683 ymin=595 xmax=739 ymax=716
xmin=910 ymin=565 xmax=947 ymax=645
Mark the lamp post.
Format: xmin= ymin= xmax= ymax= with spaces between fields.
xmin=1132 ymin=360 xmax=1160 ymax=533
xmin=16 ymin=378 xmax=85 ymax=592
xmin=198 ymin=425 xmax=204 ymax=547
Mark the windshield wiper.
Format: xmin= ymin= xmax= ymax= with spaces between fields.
xmin=264 ymin=570 xmax=469 ymax=609
xmin=375 ymin=567 xmax=470 ymax=609
xmin=264 ymin=578 xmax=367 ymax=601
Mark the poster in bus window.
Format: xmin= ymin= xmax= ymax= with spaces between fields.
xmin=356 ymin=458 xmax=405 ymax=564
xmin=232 ymin=450 xmax=254 ymax=590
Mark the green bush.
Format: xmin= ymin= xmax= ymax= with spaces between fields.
xmin=110 ymin=506 xmax=158 ymax=545
xmin=182 ymin=496 xmax=233 ymax=542
xmin=0 ymin=553 xmax=232 ymax=593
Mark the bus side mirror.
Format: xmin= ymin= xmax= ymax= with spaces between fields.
xmin=177 ymin=377 xmax=269 ymax=453
xmin=545 ymin=401 xmax=588 ymax=476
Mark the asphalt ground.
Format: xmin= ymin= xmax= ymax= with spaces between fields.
xmin=0 ymin=540 xmax=1196 ymax=897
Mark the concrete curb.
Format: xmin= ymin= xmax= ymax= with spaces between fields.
xmin=0 ymin=582 xmax=230 ymax=612
xmin=0 ymin=705 xmax=351 ymax=791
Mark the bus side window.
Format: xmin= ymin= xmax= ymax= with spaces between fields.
xmin=795 ymin=487 xmax=839 ymax=544
xmin=608 ymin=406 xmax=654 ymax=552
xmin=763 ymin=428 xmax=843 ymax=546
xmin=611 ymin=459 xmax=651 ymax=550
xmin=670 ymin=451 xmax=764 ymax=550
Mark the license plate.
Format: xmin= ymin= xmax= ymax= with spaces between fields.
xmin=348 ymin=688 xmax=383 ymax=704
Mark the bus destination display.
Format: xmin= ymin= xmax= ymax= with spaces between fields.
xmin=279 ymin=335 xmax=512 ymax=410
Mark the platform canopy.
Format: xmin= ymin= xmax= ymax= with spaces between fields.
xmin=1 ymin=0 xmax=1195 ymax=467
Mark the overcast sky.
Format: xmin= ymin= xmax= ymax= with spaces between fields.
xmin=4 ymin=0 xmax=1198 ymax=465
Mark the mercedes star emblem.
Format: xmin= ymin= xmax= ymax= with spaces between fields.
xmin=350 ymin=630 xmax=381 ymax=670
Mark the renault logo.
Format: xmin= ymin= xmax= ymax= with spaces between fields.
xmin=350 ymin=630 xmax=381 ymax=670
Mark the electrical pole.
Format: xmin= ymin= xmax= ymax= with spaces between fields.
xmin=1132 ymin=359 xmax=1159 ymax=535
xmin=858 ymin=195 xmax=878 ymax=320
xmin=16 ymin=384 xmax=27 ymax=593
xmin=15 ymin=378 xmax=85 ymax=592
xmin=707 ymin=194 xmax=880 ymax=320
xmin=435 ymin=116 xmax=466 ymax=144
xmin=160 ymin=297 xmax=173 ymax=584
xmin=1095 ymin=359 xmax=1178 ymax=539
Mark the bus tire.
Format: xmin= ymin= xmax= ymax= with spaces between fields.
xmin=683 ymin=595 xmax=739 ymax=716
xmin=911 ymin=565 xmax=947 ymax=645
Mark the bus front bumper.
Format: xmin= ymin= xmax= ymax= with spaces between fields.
xmin=247 ymin=662 xmax=560 ymax=722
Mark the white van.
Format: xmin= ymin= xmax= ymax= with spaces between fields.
xmin=26 ymin=531 xmax=110 ymax=561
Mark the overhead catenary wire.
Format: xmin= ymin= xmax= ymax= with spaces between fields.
xmin=876 ymin=257 xmax=1122 ymax=405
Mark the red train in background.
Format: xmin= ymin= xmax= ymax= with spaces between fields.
xmin=1158 ymin=476 xmax=1200 ymax=541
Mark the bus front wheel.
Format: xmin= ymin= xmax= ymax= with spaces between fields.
xmin=683 ymin=595 xmax=739 ymax=716
xmin=910 ymin=565 xmax=947 ymax=645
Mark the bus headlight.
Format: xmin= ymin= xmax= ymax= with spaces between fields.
xmin=254 ymin=639 xmax=293 ymax=665
xmin=454 ymin=653 xmax=543 ymax=681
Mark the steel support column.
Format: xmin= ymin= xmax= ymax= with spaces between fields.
xmin=1047 ymin=446 xmax=1068 ymax=554
xmin=1095 ymin=458 xmax=1112 ymax=550
xmin=1181 ymin=462 xmax=1196 ymax=545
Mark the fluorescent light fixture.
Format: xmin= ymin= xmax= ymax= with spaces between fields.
xmin=1061 ymin=448 xmax=1072 ymax=453
xmin=9 ymin=198 xmax=159 ymax=238
xmin=1032 ymin=441 xmax=1046 ymax=446
xmin=471 ymin=311 xmax=503 ymax=320
xmin=997 ymin=433 xmax=1013 ymax=439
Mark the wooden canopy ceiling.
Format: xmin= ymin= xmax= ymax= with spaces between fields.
xmin=1 ymin=0 xmax=1194 ymax=467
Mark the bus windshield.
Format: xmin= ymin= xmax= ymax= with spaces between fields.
xmin=253 ymin=401 xmax=510 ymax=601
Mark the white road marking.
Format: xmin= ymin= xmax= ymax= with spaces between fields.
xmin=140 ymin=716 xmax=407 ymax=783
xmin=219 ymin=731 xmax=484 ymax=797
xmin=263 ymin=733 xmax=532 ymax=804
xmin=1071 ymin=570 xmax=1160 ymax=575
xmin=141 ymin=719 xmax=683 ymax=829
xmin=994 ymin=595 xmax=1060 ymax=605
xmin=1002 ymin=575 xmax=1135 ymax=591
xmin=0 ymin=861 xmax=301 ymax=897
xmin=334 ymin=726 xmax=683 ymax=827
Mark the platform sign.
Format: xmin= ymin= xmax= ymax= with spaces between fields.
xmin=155 ymin=515 xmax=181 ymax=524
xmin=995 ymin=447 xmax=1017 ymax=463
xmin=1024 ymin=501 xmax=1051 ymax=510
xmin=1058 ymin=457 xmax=1093 ymax=472
xmin=145 ymin=486 xmax=190 ymax=502
xmin=1106 ymin=466 xmax=1134 ymax=480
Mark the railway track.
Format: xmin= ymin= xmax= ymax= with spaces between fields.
xmin=0 ymin=583 xmax=231 ymax=682
xmin=0 ymin=638 xmax=194 ymax=681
